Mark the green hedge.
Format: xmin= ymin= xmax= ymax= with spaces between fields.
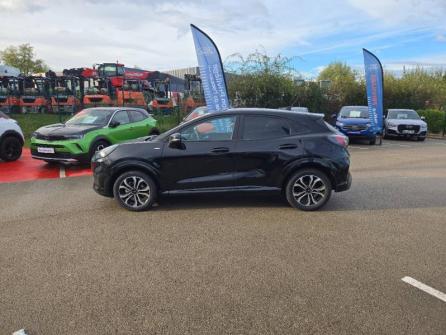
xmin=417 ymin=109 xmax=446 ymax=134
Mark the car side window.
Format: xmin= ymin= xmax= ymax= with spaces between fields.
xmin=112 ymin=111 xmax=130 ymax=125
xmin=242 ymin=116 xmax=294 ymax=140
xmin=180 ymin=116 xmax=236 ymax=142
xmin=129 ymin=110 xmax=147 ymax=123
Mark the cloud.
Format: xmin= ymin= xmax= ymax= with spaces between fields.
xmin=436 ymin=33 xmax=446 ymax=42
xmin=0 ymin=0 xmax=445 ymax=73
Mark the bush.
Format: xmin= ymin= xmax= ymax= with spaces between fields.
xmin=417 ymin=109 xmax=445 ymax=134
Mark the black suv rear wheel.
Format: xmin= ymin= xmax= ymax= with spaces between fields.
xmin=285 ymin=168 xmax=332 ymax=211
xmin=0 ymin=136 xmax=22 ymax=161
xmin=113 ymin=171 xmax=157 ymax=211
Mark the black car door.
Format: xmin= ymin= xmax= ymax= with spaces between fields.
xmin=160 ymin=115 xmax=239 ymax=191
xmin=234 ymin=114 xmax=306 ymax=188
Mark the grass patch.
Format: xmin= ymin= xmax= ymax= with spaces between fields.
xmin=10 ymin=111 xmax=184 ymax=147
xmin=10 ymin=113 xmax=70 ymax=147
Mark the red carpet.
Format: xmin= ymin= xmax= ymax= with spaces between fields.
xmin=0 ymin=149 xmax=91 ymax=183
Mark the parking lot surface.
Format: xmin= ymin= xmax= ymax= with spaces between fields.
xmin=1 ymin=139 xmax=445 ymax=334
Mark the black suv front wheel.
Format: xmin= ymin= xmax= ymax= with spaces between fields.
xmin=113 ymin=171 xmax=157 ymax=211
xmin=285 ymin=169 xmax=332 ymax=211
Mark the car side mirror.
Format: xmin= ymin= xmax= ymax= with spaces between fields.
xmin=421 ymin=116 xmax=426 ymax=121
xmin=331 ymin=113 xmax=337 ymax=119
xmin=168 ymin=133 xmax=183 ymax=149
xmin=109 ymin=120 xmax=120 ymax=128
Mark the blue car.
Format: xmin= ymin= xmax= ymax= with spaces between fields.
xmin=336 ymin=106 xmax=376 ymax=144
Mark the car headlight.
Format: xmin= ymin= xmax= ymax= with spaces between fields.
xmin=98 ymin=144 xmax=118 ymax=158
xmin=336 ymin=122 xmax=344 ymax=127
xmin=31 ymin=131 xmax=38 ymax=138
xmin=421 ymin=123 xmax=427 ymax=129
xmin=63 ymin=134 xmax=84 ymax=140
xmin=387 ymin=122 xmax=396 ymax=127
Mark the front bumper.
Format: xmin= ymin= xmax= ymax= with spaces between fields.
xmin=30 ymin=137 xmax=90 ymax=163
xmin=386 ymin=127 xmax=426 ymax=137
xmin=92 ymin=156 xmax=114 ymax=197
xmin=337 ymin=127 xmax=375 ymax=139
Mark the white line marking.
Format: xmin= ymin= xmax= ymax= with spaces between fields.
xmin=12 ymin=330 xmax=28 ymax=335
xmin=59 ymin=165 xmax=66 ymax=178
xmin=401 ymin=276 xmax=446 ymax=303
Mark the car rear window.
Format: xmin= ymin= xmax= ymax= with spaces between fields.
xmin=242 ymin=116 xmax=295 ymax=140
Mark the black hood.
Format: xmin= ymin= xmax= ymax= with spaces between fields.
xmin=36 ymin=123 xmax=102 ymax=137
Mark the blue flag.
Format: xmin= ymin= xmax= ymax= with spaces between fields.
xmin=363 ymin=48 xmax=384 ymax=134
xmin=190 ymin=24 xmax=229 ymax=113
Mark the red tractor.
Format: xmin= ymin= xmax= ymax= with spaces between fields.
xmin=19 ymin=76 xmax=52 ymax=113
xmin=64 ymin=68 xmax=114 ymax=108
xmin=0 ymin=76 xmax=21 ymax=114
xmin=96 ymin=62 xmax=151 ymax=109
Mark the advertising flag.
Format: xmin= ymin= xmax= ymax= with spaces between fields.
xmin=363 ymin=48 xmax=384 ymax=134
xmin=190 ymin=24 xmax=229 ymax=113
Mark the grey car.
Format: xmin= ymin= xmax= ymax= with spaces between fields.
xmin=384 ymin=109 xmax=427 ymax=141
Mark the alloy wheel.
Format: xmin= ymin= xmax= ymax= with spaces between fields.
xmin=117 ymin=176 xmax=151 ymax=209
xmin=292 ymin=174 xmax=327 ymax=207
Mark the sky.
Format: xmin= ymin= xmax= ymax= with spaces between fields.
xmin=0 ymin=0 xmax=445 ymax=78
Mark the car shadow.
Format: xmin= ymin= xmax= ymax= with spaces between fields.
xmin=152 ymin=175 xmax=446 ymax=213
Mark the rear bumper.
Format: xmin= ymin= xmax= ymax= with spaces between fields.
xmin=335 ymin=172 xmax=352 ymax=192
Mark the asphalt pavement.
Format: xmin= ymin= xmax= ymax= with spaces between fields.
xmin=0 ymin=138 xmax=445 ymax=334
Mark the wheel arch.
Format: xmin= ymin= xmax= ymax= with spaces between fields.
xmin=108 ymin=160 xmax=161 ymax=195
xmin=281 ymin=158 xmax=336 ymax=191
xmin=0 ymin=130 xmax=24 ymax=146
xmin=88 ymin=135 xmax=112 ymax=152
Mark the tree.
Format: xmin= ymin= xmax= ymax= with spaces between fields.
xmin=317 ymin=62 xmax=365 ymax=114
xmin=225 ymin=51 xmax=298 ymax=109
xmin=0 ymin=43 xmax=49 ymax=75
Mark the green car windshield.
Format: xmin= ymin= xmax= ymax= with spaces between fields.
xmin=66 ymin=109 xmax=115 ymax=126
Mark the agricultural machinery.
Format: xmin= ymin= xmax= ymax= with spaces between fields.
xmin=183 ymin=74 xmax=204 ymax=113
xmin=19 ymin=76 xmax=51 ymax=113
xmin=46 ymin=70 xmax=81 ymax=114
xmin=0 ymin=76 xmax=21 ymax=114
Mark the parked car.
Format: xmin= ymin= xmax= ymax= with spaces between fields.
xmin=92 ymin=108 xmax=351 ymax=212
xmin=30 ymin=107 xmax=159 ymax=164
xmin=280 ymin=106 xmax=310 ymax=113
xmin=0 ymin=111 xmax=24 ymax=161
xmin=384 ymin=109 xmax=427 ymax=141
xmin=336 ymin=106 xmax=377 ymax=144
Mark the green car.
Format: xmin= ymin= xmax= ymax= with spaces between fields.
xmin=31 ymin=107 xmax=159 ymax=164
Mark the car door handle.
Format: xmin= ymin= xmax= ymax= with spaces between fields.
xmin=279 ymin=143 xmax=298 ymax=150
xmin=210 ymin=147 xmax=230 ymax=154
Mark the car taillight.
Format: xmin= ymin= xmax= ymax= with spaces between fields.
xmin=332 ymin=134 xmax=348 ymax=147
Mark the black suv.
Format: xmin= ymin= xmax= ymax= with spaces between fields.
xmin=92 ymin=109 xmax=351 ymax=211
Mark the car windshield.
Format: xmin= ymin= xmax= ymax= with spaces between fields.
xmin=340 ymin=107 xmax=369 ymax=119
xmin=66 ymin=109 xmax=114 ymax=126
xmin=184 ymin=107 xmax=208 ymax=121
xmin=387 ymin=110 xmax=420 ymax=120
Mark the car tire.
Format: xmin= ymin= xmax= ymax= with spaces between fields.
xmin=0 ymin=136 xmax=22 ymax=161
xmin=383 ymin=128 xmax=388 ymax=139
xmin=113 ymin=170 xmax=157 ymax=211
xmin=89 ymin=140 xmax=109 ymax=161
xmin=285 ymin=168 xmax=332 ymax=211
xmin=369 ymin=136 xmax=376 ymax=145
